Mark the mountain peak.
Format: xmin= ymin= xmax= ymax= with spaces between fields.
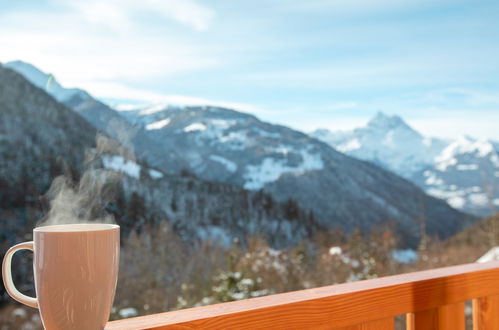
xmin=367 ymin=111 xmax=409 ymax=130
xmin=5 ymin=60 xmax=89 ymax=103
xmin=5 ymin=60 xmax=53 ymax=86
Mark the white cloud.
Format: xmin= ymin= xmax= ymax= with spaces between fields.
xmin=0 ymin=27 xmax=219 ymax=87
xmin=79 ymin=80 xmax=266 ymax=114
xmin=423 ymin=88 xmax=499 ymax=108
xmin=246 ymin=51 xmax=496 ymax=90
xmin=54 ymin=0 xmax=215 ymax=31
xmin=153 ymin=0 xmax=216 ymax=31
xmin=409 ymin=116 xmax=499 ymax=140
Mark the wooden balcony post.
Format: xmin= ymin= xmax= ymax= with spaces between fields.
xmin=406 ymin=302 xmax=465 ymax=330
xmin=473 ymin=295 xmax=499 ymax=330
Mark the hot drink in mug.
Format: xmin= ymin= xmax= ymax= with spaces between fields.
xmin=2 ymin=223 xmax=120 ymax=330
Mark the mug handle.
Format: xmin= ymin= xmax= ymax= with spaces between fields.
xmin=2 ymin=241 xmax=38 ymax=308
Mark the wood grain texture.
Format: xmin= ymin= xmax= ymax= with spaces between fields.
xmin=336 ymin=317 xmax=394 ymax=330
xmin=106 ymin=261 xmax=499 ymax=330
xmin=406 ymin=302 xmax=464 ymax=330
xmin=438 ymin=302 xmax=465 ymax=330
xmin=407 ymin=309 xmax=437 ymax=329
xmin=473 ymin=295 xmax=499 ymax=330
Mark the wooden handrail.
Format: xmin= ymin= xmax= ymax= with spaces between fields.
xmin=106 ymin=261 xmax=499 ymax=329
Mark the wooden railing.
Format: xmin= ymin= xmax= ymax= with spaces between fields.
xmin=106 ymin=261 xmax=499 ymax=329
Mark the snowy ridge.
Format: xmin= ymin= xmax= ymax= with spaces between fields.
xmin=1 ymin=61 xmax=474 ymax=256
xmin=146 ymin=118 xmax=171 ymax=130
xmin=435 ymin=136 xmax=497 ymax=171
xmin=243 ymin=148 xmax=324 ymax=190
xmin=312 ymin=113 xmax=499 ymax=216
xmin=4 ymin=61 xmax=89 ymax=102
xmin=312 ymin=112 xmax=447 ymax=176
xmin=102 ymin=154 xmax=164 ymax=180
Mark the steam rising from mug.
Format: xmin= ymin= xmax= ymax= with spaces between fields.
xmin=38 ymin=128 xmax=136 ymax=227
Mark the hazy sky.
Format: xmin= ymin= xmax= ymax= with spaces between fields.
xmin=1 ymin=0 xmax=499 ymax=139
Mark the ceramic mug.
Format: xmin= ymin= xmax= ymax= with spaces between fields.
xmin=2 ymin=223 xmax=120 ymax=330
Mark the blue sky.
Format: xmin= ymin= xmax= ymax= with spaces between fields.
xmin=1 ymin=0 xmax=499 ymax=138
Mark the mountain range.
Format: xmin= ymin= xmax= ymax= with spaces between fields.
xmin=311 ymin=113 xmax=499 ymax=216
xmin=0 ymin=63 xmax=320 ymax=249
xmin=2 ymin=61 xmax=477 ymax=247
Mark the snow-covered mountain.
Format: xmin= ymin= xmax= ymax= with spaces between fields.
xmin=311 ymin=112 xmax=448 ymax=175
xmin=413 ymin=136 xmax=499 ymax=215
xmin=4 ymin=61 xmax=173 ymax=169
xmin=0 ymin=63 xmax=318 ymax=251
xmin=311 ymin=113 xmax=499 ymax=216
xmin=115 ymin=103 xmax=475 ymax=245
xmin=6 ymin=61 xmax=476 ymax=246
xmin=4 ymin=61 xmax=90 ymax=102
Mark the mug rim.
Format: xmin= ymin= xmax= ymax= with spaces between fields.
xmin=34 ymin=223 xmax=120 ymax=232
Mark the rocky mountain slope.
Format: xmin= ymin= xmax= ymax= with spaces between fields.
xmin=3 ymin=61 xmax=174 ymax=170
xmin=117 ymin=104 xmax=474 ymax=245
xmin=311 ymin=113 xmax=499 ymax=216
xmin=0 ymin=63 xmax=318 ymax=249
xmin=0 ymin=64 xmax=324 ymax=304
xmin=6 ymin=61 xmax=476 ymax=246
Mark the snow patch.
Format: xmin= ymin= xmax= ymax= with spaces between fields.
xmin=243 ymin=149 xmax=324 ymax=190
xmin=149 ymin=169 xmax=164 ymax=179
xmin=329 ymin=246 xmax=342 ymax=256
xmin=209 ymin=155 xmax=237 ymax=173
xmin=102 ymin=155 xmax=141 ymax=179
xmin=184 ymin=123 xmax=207 ymax=132
xmin=435 ymin=157 xmax=457 ymax=171
xmin=119 ymin=308 xmax=138 ymax=318
xmin=139 ymin=103 xmax=169 ymax=115
xmin=146 ymin=118 xmax=170 ymax=130
xmin=478 ymin=247 xmax=499 ymax=263
xmin=425 ymin=173 xmax=444 ymax=185
xmin=435 ymin=137 xmax=495 ymax=171
xmin=337 ymin=138 xmax=361 ymax=152
xmin=448 ymin=196 xmax=466 ymax=209
xmin=218 ymin=131 xmax=249 ymax=150
xmin=469 ymin=193 xmax=489 ymax=207
xmin=456 ymin=164 xmax=478 ymax=171
xmin=210 ymin=119 xmax=237 ymax=129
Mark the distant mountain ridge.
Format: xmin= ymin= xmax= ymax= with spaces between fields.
xmin=312 ymin=112 xmax=447 ymax=175
xmin=0 ymin=63 xmax=319 ymax=250
xmin=5 ymin=61 xmax=476 ymax=246
xmin=116 ymin=103 xmax=474 ymax=245
xmin=311 ymin=113 xmax=499 ymax=216
xmin=4 ymin=60 xmax=90 ymax=102
xmin=0 ymin=64 xmax=329 ymax=304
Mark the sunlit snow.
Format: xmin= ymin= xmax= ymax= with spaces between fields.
xmin=102 ymin=155 xmax=163 ymax=180
xmin=456 ymin=164 xmax=478 ymax=171
xmin=102 ymin=155 xmax=141 ymax=178
xmin=184 ymin=123 xmax=207 ymax=132
xmin=337 ymin=138 xmax=361 ymax=152
xmin=146 ymin=118 xmax=171 ymax=130
xmin=149 ymin=169 xmax=164 ymax=179
xmin=243 ymin=149 xmax=324 ymax=190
